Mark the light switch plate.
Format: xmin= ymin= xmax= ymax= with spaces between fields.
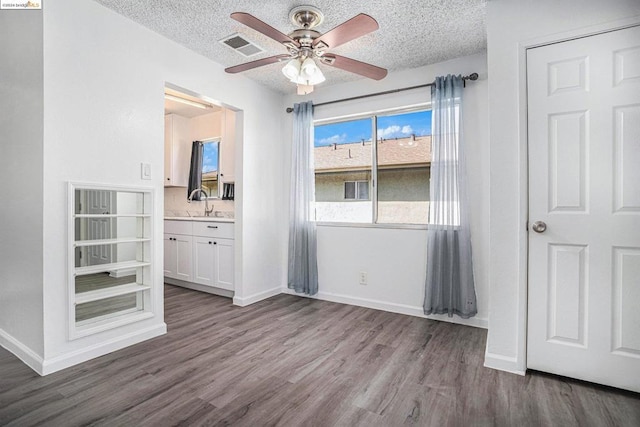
xmin=141 ymin=163 xmax=152 ymax=180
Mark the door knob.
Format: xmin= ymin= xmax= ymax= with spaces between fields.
xmin=532 ymin=221 xmax=547 ymax=233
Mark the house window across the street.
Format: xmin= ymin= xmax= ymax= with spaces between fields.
xmin=344 ymin=181 xmax=369 ymax=200
xmin=314 ymin=108 xmax=431 ymax=225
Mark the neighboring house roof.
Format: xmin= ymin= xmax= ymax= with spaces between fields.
xmin=314 ymin=135 xmax=431 ymax=173
xmin=202 ymin=170 xmax=218 ymax=180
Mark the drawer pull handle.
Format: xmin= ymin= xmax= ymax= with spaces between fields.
xmin=207 ymin=226 xmax=218 ymax=229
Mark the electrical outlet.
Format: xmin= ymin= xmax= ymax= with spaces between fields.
xmin=359 ymin=271 xmax=367 ymax=285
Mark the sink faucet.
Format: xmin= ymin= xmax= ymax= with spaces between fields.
xmin=188 ymin=188 xmax=214 ymax=216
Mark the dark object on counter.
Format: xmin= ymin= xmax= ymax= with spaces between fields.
xmin=222 ymin=183 xmax=235 ymax=200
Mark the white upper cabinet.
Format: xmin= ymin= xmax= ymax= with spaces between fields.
xmin=164 ymin=114 xmax=191 ymax=187
xmin=220 ymin=108 xmax=236 ymax=183
xmin=190 ymin=111 xmax=222 ymax=141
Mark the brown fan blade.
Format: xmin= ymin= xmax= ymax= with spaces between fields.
xmin=231 ymin=12 xmax=299 ymax=47
xmin=225 ymin=54 xmax=291 ymax=74
xmin=313 ymin=14 xmax=379 ymax=49
xmin=320 ymin=54 xmax=387 ymax=80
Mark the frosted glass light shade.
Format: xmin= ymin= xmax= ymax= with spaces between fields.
xmin=282 ymin=59 xmax=301 ymax=81
xmin=300 ymin=58 xmax=325 ymax=85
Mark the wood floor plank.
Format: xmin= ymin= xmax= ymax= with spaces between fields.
xmin=0 ymin=284 xmax=639 ymax=426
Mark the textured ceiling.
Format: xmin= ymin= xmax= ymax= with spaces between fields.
xmin=94 ymin=0 xmax=487 ymax=94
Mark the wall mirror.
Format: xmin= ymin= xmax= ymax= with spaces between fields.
xmin=69 ymin=184 xmax=154 ymax=339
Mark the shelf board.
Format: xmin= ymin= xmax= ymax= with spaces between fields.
xmin=74 ymin=237 xmax=151 ymax=247
xmin=75 ymin=282 xmax=151 ymax=304
xmin=75 ymin=260 xmax=151 ymax=276
xmin=74 ymin=214 xmax=151 ymax=218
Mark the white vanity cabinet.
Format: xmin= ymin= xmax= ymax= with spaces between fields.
xmin=164 ymin=114 xmax=191 ymax=187
xmin=164 ymin=220 xmax=234 ymax=293
xmin=191 ymin=222 xmax=234 ymax=290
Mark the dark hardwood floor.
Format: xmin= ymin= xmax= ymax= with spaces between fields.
xmin=1 ymin=284 xmax=639 ymax=426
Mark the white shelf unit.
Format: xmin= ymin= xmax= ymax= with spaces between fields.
xmin=68 ymin=183 xmax=155 ymax=340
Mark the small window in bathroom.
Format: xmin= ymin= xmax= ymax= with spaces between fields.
xmin=201 ymin=139 xmax=220 ymax=198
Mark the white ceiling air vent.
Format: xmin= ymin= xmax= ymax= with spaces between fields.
xmin=219 ymin=33 xmax=264 ymax=57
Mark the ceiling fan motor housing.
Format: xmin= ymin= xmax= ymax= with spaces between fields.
xmin=289 ymin=5 xmax=324 ymax=29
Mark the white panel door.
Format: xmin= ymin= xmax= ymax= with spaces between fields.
xmin=527 ymin=26 xmax=640 ymax=392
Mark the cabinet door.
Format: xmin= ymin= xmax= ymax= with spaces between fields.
xmin=174 ymin=234 xmax=193 ymax=281
xmin=220 ymin=109 xmax=235 ymax=183
xmin=165 ymin=114 xmax=190 ymax=187
xmin=193 ymin=236 xmax=216 ymax=287
xmin=214 ymin=238 xmax=234 ymax=291
xmin=164 ymin=116 xmax=173 ymax=186
xmin=163 ymin=234 xmax=177 ymax=278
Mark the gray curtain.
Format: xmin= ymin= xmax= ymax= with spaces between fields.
xmin=288 ymin=101 xmax=318 ymax=295
xmin=424 ymin=75 xmax=477 ymax=318
xmin=187 ymin=141 xmax=203 ymax=201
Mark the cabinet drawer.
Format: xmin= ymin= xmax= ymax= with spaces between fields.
xmin=192 ymin=222 xmax=234 ymax=239
xmin=164 ymin=220 xmax=193 ymax=235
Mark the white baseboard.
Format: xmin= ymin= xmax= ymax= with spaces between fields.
xmin=484 ymin=350 xmax=526 ymax=376
xmin=0 ymin=327 xmax=45 ymax=375
xmin=281 ymin=288 xmax=488 ymax=329
xmin=233 ymin=286 xmax=282 ymax=307
xmin=41 ymin=323 xmax=167 ymax=375
xmin=1 ymin=323 xmax=167 ymax=376
xmin=165 ymin=277 xmax=234 ymax=298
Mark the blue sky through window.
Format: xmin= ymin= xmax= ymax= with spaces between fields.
xmin=314 ymin=110 xmax=431 ymax=147
xmin=202 ymin=141 xmax=219 ymax=173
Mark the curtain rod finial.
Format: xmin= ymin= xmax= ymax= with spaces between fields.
xmin=286 ymin=107 xmax=294 ymax=113
xmin=467 ymin=72 xmax=479 ymax=81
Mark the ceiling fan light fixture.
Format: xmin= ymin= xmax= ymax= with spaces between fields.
xmin=227 ymin=8 xmax=387 ymax=94
xmin=300 ymin=57 xmax=325 ymax=85
xmin=282 ymin=59 xmax=301 ymax=81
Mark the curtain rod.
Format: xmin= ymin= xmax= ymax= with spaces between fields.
xmin=285 ymin=72 xmax=478 ymax=113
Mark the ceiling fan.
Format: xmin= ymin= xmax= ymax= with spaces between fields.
xmin=225 ymin=5 xmax=387 ymax=94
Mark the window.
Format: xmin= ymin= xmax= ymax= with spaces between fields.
xmin=314 ymin=117 xmax=372 ymax=223
xmin=314 ymin=109 xmax=431 ymax=224
xmin=201 ymin=139 xmax=220 ymax=198
xmin=344 ymin=181 xmax=369 ymax=200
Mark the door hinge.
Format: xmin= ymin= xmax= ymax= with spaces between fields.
xmin=526 ymin=221 xmax=529 ymax=231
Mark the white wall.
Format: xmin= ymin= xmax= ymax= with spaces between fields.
xmin=485 ymin=0 xmax=640 ymax=374
xmin=282 ymin=53 xmax=489 ymax=328
xmin=37 ymin=0 xmax=286 ymax=369
xmin=0 ymin=10 xmax=45 ymax=365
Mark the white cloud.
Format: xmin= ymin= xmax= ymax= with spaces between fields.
xmin=378 ymin=125 xmax=401 ymax=138
xmin=317 ymin=133 xmax=347 ymax=146
xmin=401 ymin=125 xmax=413 ymax=134
xmin=377 ymin=125 xmax=414 ymax=139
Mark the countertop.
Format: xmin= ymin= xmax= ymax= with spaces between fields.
xmin=164 ymin=216 xmax=235 ymax=223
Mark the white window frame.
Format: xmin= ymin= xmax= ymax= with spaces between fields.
xmin=314 ymin=105 xmax=431 ymax=227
